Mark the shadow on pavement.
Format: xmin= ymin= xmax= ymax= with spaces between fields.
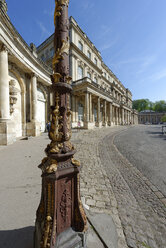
xmin=0 ymin=226 xmax=34 ymax=248
xmin=146 ymin=130 xmax=166 ymax=140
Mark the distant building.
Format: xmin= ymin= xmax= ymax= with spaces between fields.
xmin=37 ymin=17 xmax=138 ymax=129
xmin=138 ymin=110 xmax=166 ymax=124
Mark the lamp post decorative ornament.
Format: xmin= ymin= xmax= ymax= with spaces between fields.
xmin=34 ymin=1 xmax=87 ymax=248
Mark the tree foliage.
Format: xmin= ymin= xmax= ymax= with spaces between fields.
xmin=133 ymin=99 xmax=166 ymax=112
xmin=132 ymin=99 xmax=154 ymax=112
xmin=161 ymin=115 xmax=166 ymax=123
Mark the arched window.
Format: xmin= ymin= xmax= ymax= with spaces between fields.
xmin=78 ymin=41 xmax=83 ymax=51
xmin=78 ymin=66 xmax=83 ymax=80
xmin=87 ymin=72 xmax=91 ymax=79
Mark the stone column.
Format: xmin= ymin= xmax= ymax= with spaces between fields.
xmin=97 ymin=97 xmax=100 ymax=126
xmin=84 ymin=92 xmax=89 ymax=128
xmin=89 ymin=93 xmax=92 ymax=122
xmin=108 ymin=102 xmax=112 ymax=126
xmin=103 ymin=100 xmax=107 ymax=126
xmin=112 ymin=106 xmax=115 ymax=125
xmin=0 ymin=44 xmax=10 ymax=121
xmin=129 ymin=111 xmax=132 ymax=124
xmin=122 ymin=108 xmax=124 ymax=125
xmin=116 ymin=107 xmax=118 ymax=125
xmin=31 ymin=74 xmax=37 ymax=121
xmin=127 ymin=111 xmax=129 ymax=124
xmin=119 ymin=108 xmax=121 ymax=125
xmin=0 ymin=44 xmax=16 ymax=145
xmin=26 ymin=73 xmax=40 ymax=136
xmin=114 ymin=107 xmax=116 ymax=124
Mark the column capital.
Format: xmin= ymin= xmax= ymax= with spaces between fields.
xmin=0 ymin=43 xmax=8 ymax=53
xmin=31 ymin=72 xmax=39 ymax=79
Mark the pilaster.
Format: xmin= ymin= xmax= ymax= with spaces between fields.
xmin=84 ymin=92 xmax=89 ymax=128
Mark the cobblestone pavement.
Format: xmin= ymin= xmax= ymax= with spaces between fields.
xmin=114 ymin=125 xmax=166 ymax=197
xmin=71 ymin=127 xmax=128 ymax=248
xmin=72 ymin=126 xmax=166 ymax=248
xmin=100 ymin=129 xmax=166 ymax=248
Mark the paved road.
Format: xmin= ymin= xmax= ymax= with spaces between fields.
xmin=114 ymin=125 xmax=166 ymax=197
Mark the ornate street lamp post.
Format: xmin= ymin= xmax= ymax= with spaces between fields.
xmin=34 ymin=1 xmax=87 ymax=247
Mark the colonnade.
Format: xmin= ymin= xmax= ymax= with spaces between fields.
xmin=71 ymin=91 xmax=132 ymax=129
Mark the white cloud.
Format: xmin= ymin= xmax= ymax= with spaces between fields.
xmin=37 ymin=21 xmax=51 ymax=36
xmin=43 ymin=9 xmax=54 ymax=17
xmin=81 ymin=1 xmax=94 ymax=11
xmin=149 ymin=69 xmax=166 ymax=81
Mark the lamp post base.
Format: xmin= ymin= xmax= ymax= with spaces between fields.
xmin=34 ymin=155 xmax=87 ymax=248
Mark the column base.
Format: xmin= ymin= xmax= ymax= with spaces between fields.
xmin=0 ymin=120 xmax=16 ymax=145
xmin=84 ymin=122 xmax=95 ymax=129
xmin=26 ymin=121 xmax=41 ymax=136
xmin=95 ymin=122 xmax=103 ymax=128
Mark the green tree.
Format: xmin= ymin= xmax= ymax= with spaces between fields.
xmin=154 ymin=100 xmax=166 ymax=112
xmin=132 ymin=99 xmax=152 ymax=112
xmin=161 ymin=115 xmax=166 ymax=122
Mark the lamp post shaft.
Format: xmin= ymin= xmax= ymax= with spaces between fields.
xmin=34 ymin=1 xmax=87 ymax=248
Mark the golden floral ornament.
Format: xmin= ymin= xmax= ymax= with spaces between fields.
xmin=49 ymin=93 xmax=63 ymax=142
xmin=38 ymin=158 xmax=58 ymax=174
xmin=71 ymin=158 xmax=81 ymax=167
xmin=42 ymin=215 xmax=52 ymax=248
xmin=52 ymin=39 xmax=69 ymax=67
xmin=52 ymin=72 xmax=62 ymax=83
xmin=54 ymin=0 xmax=69 ymax=25
xmin=66 ymin=76 xmax=72 ymax=85
xmin=54 ymin=1 xmax=62 ymax=24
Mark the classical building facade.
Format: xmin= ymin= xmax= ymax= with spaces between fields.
xmin=138 ymin=110 xmax=166 ymax=124
xmin=0 ymin=2 xmax=52 ymax=145
xmin=0 ymin=2 xmax=138 ymax=145
xmin=37 ymin=17 xmax=138 ymax=129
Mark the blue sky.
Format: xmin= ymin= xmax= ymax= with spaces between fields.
xmin=6 ymin=0 xmax=166 ymax=101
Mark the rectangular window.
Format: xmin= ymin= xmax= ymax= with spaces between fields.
xmin=87 ymin=50 xmax=91 ymax=59
xmin=50 ymin=47 xmax=54 ymax=57
xmin=78 ymin=41 xmax=83 ymax=51
xmin=94 ymin=58 xmax=97 ymax=65
xmin=87 ymin=72 xmax=91 ymax=79
xmin=78 ymin=66 xmax=83 ymax=80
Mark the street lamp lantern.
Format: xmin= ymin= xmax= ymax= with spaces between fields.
xmin=34 ymin=1 xmax=87 ymax=247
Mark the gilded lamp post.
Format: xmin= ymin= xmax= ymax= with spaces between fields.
xmin=34 ymin=1 xmax=87 ymax=247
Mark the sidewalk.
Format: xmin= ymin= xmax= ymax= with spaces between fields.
xmin=0 ymin=128 xmax=127 ymax=248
